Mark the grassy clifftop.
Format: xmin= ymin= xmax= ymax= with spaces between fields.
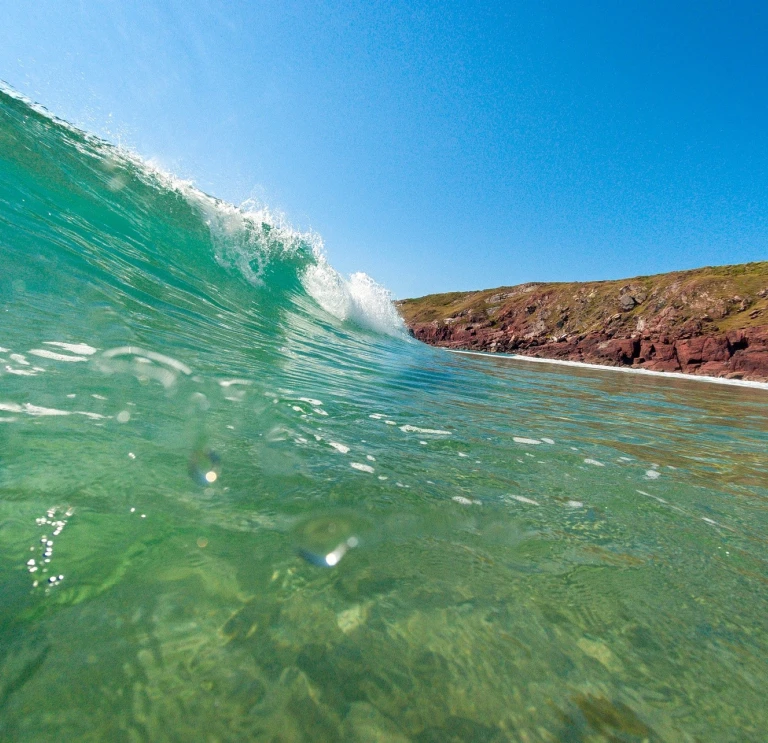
xmin=398 ymin=262 xmax=768 ymax=339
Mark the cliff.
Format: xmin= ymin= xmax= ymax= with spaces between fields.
xmin=397 ymin=262 xmax=768 ymax=382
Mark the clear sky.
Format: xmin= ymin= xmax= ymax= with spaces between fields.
xmin=2 ymin=1 xmax=766 ymax=298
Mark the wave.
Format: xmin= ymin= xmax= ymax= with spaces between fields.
xmin=0 ymin=83 xmax=405 ymax=341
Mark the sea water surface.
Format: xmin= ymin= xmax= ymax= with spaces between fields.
xmin=1 ymin=88 xmax=768 ymax=742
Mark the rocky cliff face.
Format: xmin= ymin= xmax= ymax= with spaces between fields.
xmin=397 ymin=262 xmax=768 ymax=382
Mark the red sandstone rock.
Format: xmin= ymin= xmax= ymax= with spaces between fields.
xmin=407 ymin=320 xmax=768 ymax=382
xmin=731 ymin=349 xmax=768 ymax=376
xmin=702 ymin=336 xmax=729 ymax=362
xmin=745 ymin=327 xmax=768 ymax=350
xmin=653 ymin=342 xmax=677 ymax=362
xmin=645 ymin=358 xmax=682 ymax=373
xmin=726 ymin=329 xmax=746 ymax=349
xmin=697 ymin=361 xmax=729 ymax=376
xmin=675 ymin=335 xmax=729 ymax=367
xmin=593 ymin=338 xmax=638 ymax=365
xmin=676 ymin=337 xmax=706 ymax=366
xmin=638 ymin=340 xmax=654 ymax=362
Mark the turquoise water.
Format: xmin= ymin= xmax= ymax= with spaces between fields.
xmin=2 ymin=87 xmax=768 ymax=742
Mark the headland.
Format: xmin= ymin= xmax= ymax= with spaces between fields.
xmin=397 ymin=261 xmax=768 ymax=382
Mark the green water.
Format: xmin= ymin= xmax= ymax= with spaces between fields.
xmin=1 ymin=87 xmax=768 ymax=742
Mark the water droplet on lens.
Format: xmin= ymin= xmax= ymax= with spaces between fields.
xmin=188 ymin=448 xmax=222 ymax=486
xmin=294 ymin=514 xmax=363 ymax=568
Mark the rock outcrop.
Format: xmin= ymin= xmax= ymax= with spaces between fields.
xmin=397 ymin=262 xmax=768 ymax=382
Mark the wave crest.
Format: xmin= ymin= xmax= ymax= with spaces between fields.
xmin=303 ymin=262 xmax=405 ymax=336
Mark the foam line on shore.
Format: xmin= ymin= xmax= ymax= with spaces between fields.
xmin=447 ymin=349 xmax=768 ymax=390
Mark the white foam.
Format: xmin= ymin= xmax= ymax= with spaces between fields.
xmin=329 ymin=442 xmax=350 ymax=454
xmin=4 ymin=366 xmax=38 ymax=376
xmin=399 ymin=424 xmax=451 ymax=435
xmin=350 ymin=462 xmax=374 ymax=473
xmin=0 ymin=401 xmax=105 ymax=419
xmin=584 ymin=458 xmax=605 ymax=467
xmin=97 ymin=346 xmax=191 ymax=388
xmin=452 ymin=495 xmax=473 ymax=505
xmin=511 ymin=495 xmax=539 ymax=505
xmin=24 ymin=404 xmax=68 ymax=417
xmin=44 ymin=342 xmax=97 ymax=355
xmin=204 ymin=199 xmax=316 ymax=286
xmin=219 ymin=379 xmax=251 ymax=388
xmin=29 ymin=349 xmax=89 ymax=362
xmin=514 ymin=437 xmax=541 ymax=445
xmin=303 ymin=261 xmax=405 ymax=336
xmin=101 ymin=347 xmax=191 ymax=374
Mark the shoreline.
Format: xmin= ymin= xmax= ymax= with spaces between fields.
xmin=447 ymin=348 xmax=768 ymax=390
xmin=398 ymin=261 xmax=768 ymax=383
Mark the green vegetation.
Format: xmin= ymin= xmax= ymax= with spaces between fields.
xmin=398 ymin=262 xmax=768 ymax=337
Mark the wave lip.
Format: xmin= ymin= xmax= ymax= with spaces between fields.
xmin=303 ymin=262 xmax=406 ymax=336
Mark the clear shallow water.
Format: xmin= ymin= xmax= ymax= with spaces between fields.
xmin=2 ymin=88 xmax=768 ymax=742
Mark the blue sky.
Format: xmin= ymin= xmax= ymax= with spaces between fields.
xmin=2 ymin=1 xmax=766 ymax=298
